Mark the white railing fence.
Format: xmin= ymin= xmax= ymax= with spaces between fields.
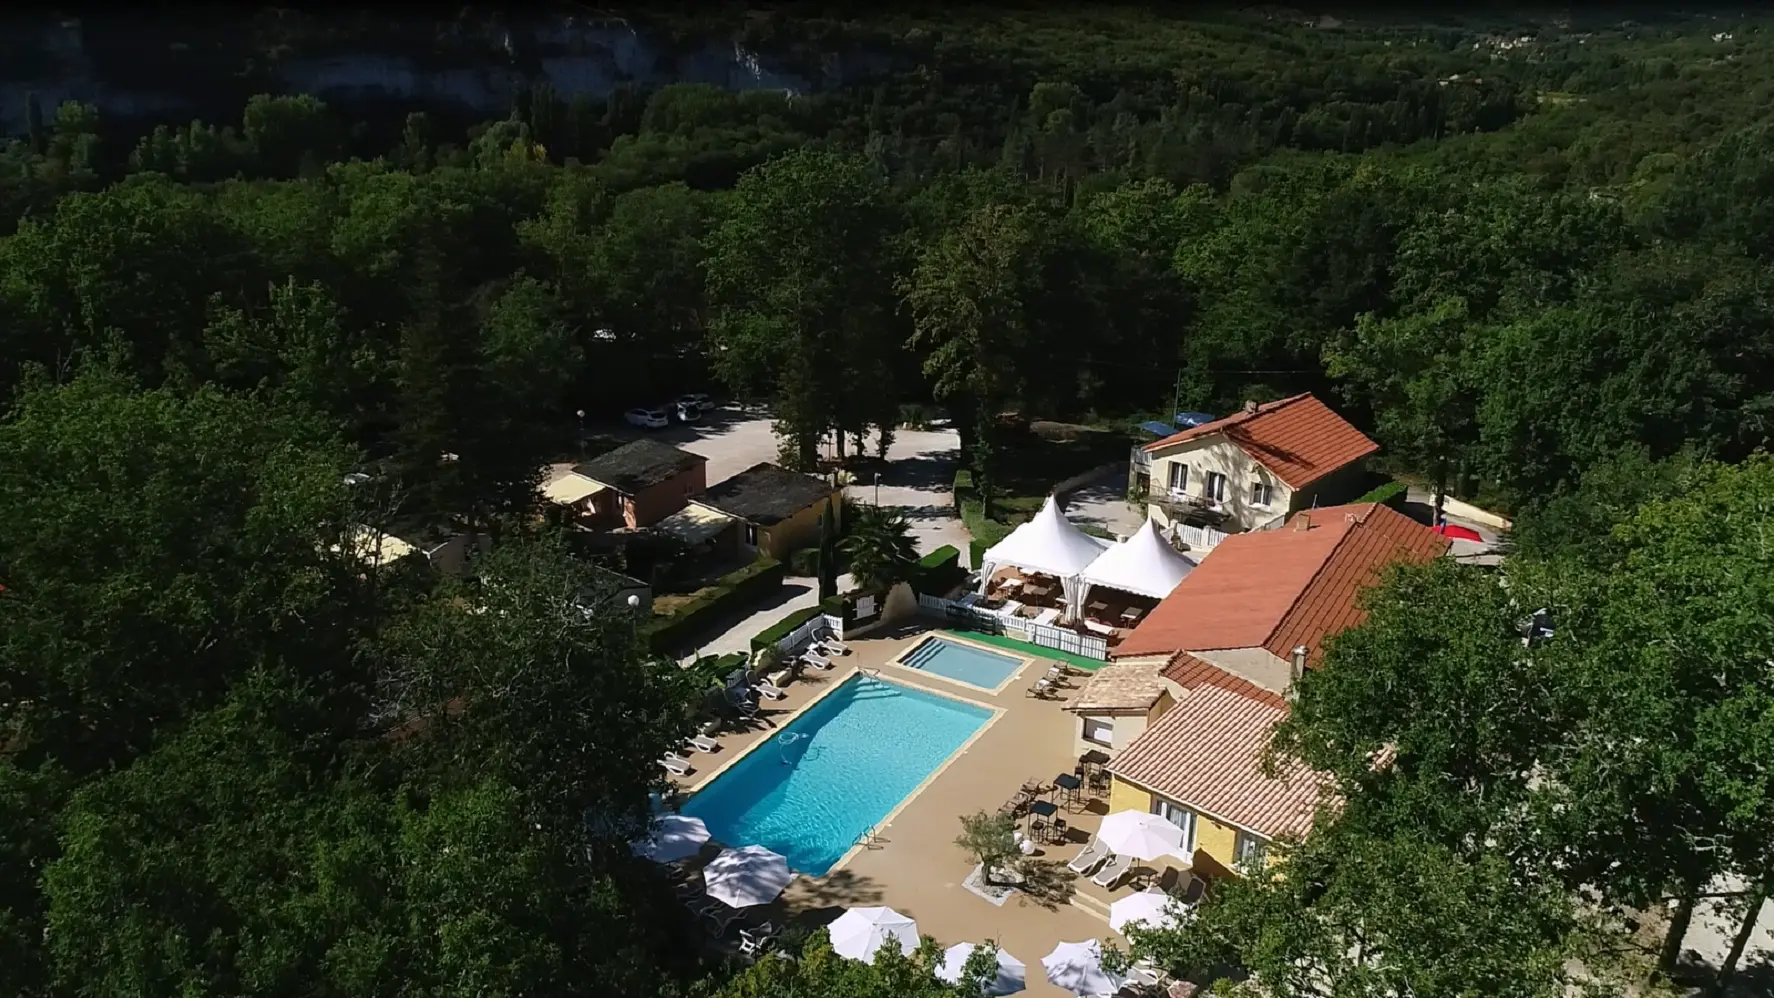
xmin=775 ymin=612 xmax=849 ymax=655
xmin=914 ymin=593 xmax=1107 ymax=660
xmin=1171 ymin=521 xmax=1231 ymax=553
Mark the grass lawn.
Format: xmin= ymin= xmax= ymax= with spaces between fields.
xmin=947 ymin=629 xmax=1106 ymax=672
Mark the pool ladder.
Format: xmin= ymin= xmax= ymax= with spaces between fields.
xmin=855 ymin=824 xmax=879 ymax=848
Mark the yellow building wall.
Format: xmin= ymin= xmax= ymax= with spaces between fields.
xmin=756 ymin=493 xmax=840 ymax=561
xmin=1108 ymin=776 xmax=1151 ymax=816
xmin=1105 ymin=776 xmax=1269 ymax=881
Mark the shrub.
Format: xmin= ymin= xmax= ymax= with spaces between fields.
xmin=750 ymin=605 xmax=825 ymax=652
xmin=952 ymin=469 xmax=975 ymax=512
xmin=644 ymin=556 xmax=787 ymax=652
xmin=787 ymin=545 xmax=821 ymax=575
xmin=970 ymin=538 xmax=990 ymax=571
xmin=1354 ymin=479 xmax=1409 ymax=509
xmin=912 ymin=544 xmax=964 ymax=594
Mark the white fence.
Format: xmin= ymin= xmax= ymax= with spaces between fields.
xmin=774 ymin=612 xmax=846 ymax=654
xmin=1172 ymin=521 xmax=1231 ymax=552
xmin=914 ymin=593 xmax=1108 ymax=661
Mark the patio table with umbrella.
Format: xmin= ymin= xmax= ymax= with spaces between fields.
xmin=1109 ymin=887 xmax=1184 ymax=936
xmin=938 ymin=942 xmax=1027 ymax=996
xmin=828 ymin=906 xmax=919 ymax=964
xmin=1042 ymin=939 xmax=1127 ymax=997
xmin=1095 ymin=810 xmax=1190 ymax=864
xmin=627 ymin=814 xmax=710 ymax=864
xmin=702 ymin=844 xmax=795 ymax=908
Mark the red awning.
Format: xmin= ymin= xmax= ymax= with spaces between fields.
xmin=1434 ymin=523 xmax=1484 ymax=542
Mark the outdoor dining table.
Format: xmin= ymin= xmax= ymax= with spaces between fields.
xmin=1027 ymin=799 xmax=1061 ymax=843
xmin=1120 ymin=607 xmax=1142 ymax=623
xmin=1053 ymin=772 xmax=1083 ymax=811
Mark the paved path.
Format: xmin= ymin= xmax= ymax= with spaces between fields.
xmin=841 ymin=425 xmax=971 ymax=563
xmin=1676 ymin=876 xmax=1773 ymax=995
xmin=1063 ymin=468 xmax=1145 ymax=541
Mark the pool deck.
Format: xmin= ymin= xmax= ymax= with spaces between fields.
xmin=668 ymin=623 xmax=1188 ymax=997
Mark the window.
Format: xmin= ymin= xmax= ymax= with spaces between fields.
xmin=1250 ymin=480 xmax=1274 ymax=507
xmin=1152 ymin=799 xmax=1197 ymax=854
xmin=744 ymin=524 xmax=759 ymax=547
xmin=1167 ymin=462 xmax=1189 ymax=493
xmin=1082 ymin=716 xmax=1114 ymax=746
xmin=1234 ymin=831 xmax=1268 ymax=870
xmin=1205 ymin=471 xmax=1228 ymax=503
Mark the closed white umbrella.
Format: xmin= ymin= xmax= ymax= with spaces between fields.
xmin=703 ymin=845 xmax=794 ymax=908
xmin=828 ymin=906 xmax=919 ymax=963
xmin=1042 ymin=939 xmax=1126 ymax=997
xmin=1095 ymin=810 xmax=1188 ymax=862
xmin=627 ymin=814 xmax=710 ymax=864
xmin=1109 ymin=887 xmax=1182 ymax=936
xmin=937 ymin=942 xmax=1027 ymax=995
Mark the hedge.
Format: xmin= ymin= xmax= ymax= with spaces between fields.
xmin=750 ymin=605 xmax=826 ymax=652
xmin=952 ymin=469 xmax=975 ymax=512
xmin=912 ymin=544 xmax=965 ymax=594
xmin=644 ymin=557 xmax=787 ymax=652
xmin=1353 ymin=479 xmax=1409 ymax=509
xmin=970 ymin=538 xmax=990 ymax=571
xmin=787 ymin=545 xmax=820 ymax=576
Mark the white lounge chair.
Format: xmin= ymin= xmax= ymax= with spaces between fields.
xmin=1091 ymin=854 xmax=1132 ymax=888
xmin=815 ymin=636 xmax=849 ymax=656
xmin=754 ymin=682 xmax=788 ymax=701
xmin=738 ymin=921 xmax=778 ymax=957
xmin=660 ymin=754 xmax=693 ymax=776
xmin=1067 ymin=841 xmax=1109 ymax=875
xmin=799 ymin=651 xmax=833 ymax=670
xmin=688 ymin=734 xmax=719 ymax=753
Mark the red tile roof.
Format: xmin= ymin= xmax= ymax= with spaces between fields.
xmin=1162 ymin=652 xmax=1288 ymax=710
xmin=1142 ymin=393 xmax=1379 ymax=489
xmin=1112 ymin=503 xmax=1449 ymax=664
xmin=1106 ymin=677 xmax=1329 ymax=840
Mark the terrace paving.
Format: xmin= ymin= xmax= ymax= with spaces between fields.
xmin=668 ymin=622 xmax=1197 ymax=997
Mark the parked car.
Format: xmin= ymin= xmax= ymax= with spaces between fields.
xmin=675 ymin=401 xmax=703 ymax=423
xmin=625 ymin=407 xmax=670 ymax=429
xmin=677 ymin=393 xmax=714 ymax=414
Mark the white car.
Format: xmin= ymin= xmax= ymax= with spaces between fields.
xmin=625 ymin=407 xmax=670 ymax=429
xmin=677 ymin=393 xmax=714 ymax=414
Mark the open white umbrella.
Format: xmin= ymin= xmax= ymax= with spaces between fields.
xmin=627 ymin=814 xmax=710 ymax=864
xmin=1109 ymin=887 xmax=1182 ymax=936
xmin=1095 ymin=810 xmax=1188 ymax=862
xmin=828 ymin=906 xmax=919 ymax=964
xmin=703 ymin=845 xmax=794 ymax=908
xmin=1042 ymin=939 xmax=1126 ymax=997
xmin=937 ymin=942 xmax=1027 ymax=996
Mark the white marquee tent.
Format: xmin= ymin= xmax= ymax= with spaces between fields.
xmin=1079 ymin=518 xmax=1196 ymax=604
xmin=977 ymin=496 xmax=1109 ymax=618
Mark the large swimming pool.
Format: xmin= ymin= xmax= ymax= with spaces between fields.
xmin=682 ymin=675 xmax=992 ymax=875
xmin=896 ymin=634 xmax=1026 ymax=690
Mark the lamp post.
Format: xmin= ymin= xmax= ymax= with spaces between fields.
xmin=575 ymin=409 xmax=586 ymax=458
xmin=874 ymin=473 xmax=881 ymax=506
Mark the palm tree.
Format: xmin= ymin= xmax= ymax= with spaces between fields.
xmin=839 ymin=505 xmax=919 ymax=592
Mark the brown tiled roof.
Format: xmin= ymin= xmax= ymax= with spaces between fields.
xmin=1162 ymin=652 xmax=1287 ymax=710
xmin=1106 ymin=678 xmax=1329 ymax=840
xmin=1113 ymin=503 xmax=1448 ymax=665
xmin=1067 ymin=658 xmax=1171 ymax=712
xmin=1142 ymin=393 xmax=1379 ymax=489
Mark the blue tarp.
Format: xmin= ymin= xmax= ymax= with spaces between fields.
xmin=1139 ymin=421 xmax=1178 ymax=438
xmin=1173 ymin=412 xmax=1216 ymax=428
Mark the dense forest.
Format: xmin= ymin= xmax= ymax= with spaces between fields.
xmin=4 ymin=6 xmax=1774 ymax=997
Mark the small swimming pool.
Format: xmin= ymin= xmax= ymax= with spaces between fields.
xmin=896 ymin=634 xmax=1026 ymax=690
xmin=682 ymin=675 xmax=991 ymax=875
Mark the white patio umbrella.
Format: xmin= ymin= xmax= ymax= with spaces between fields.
xmin=828 ymin=905 xmax=919 ymax=963
xmin=627 ymin=814 xmax=710 ymax=864
xmin=1109 ymin=887 xmax=1182 ymax=936
xmin=937 ymin=942 xmax=1027 ymax=996
xmin=1095 ymin=810 xmax=1188 ymax=862
xmin=703 ymin=844 xmax=795 ymax=908
xmin=1042 ymin=939 xmax=1126 ymax=997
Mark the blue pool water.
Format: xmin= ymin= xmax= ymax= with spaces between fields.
xmin=898 ymin=635 xmax=1025 ymax=689
xmin=682 ymin=675 xmax=991 ymax=874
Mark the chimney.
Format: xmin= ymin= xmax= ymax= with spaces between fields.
xmin=1288 ymin=645 xmax=1307 ymax=698
xmin=1242 ymin=399 xmax=1260 ymax=415
xmin=1295 ymin=511 xmax=1311 ymax=532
